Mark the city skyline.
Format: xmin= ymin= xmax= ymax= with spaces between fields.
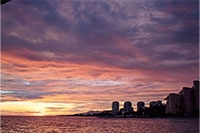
xmin=109 ymin=80 xmax=199 ymax=117
xmin=1 ymin=0 xmax=199 ymax=116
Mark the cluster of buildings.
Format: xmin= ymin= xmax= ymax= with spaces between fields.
xmin=112 ymin=80 xmax=199 ymax=117
xmin=112 ymin=101 xmax=134 ymax=116
xmin=165 ymin=80 xmax=199 ymax=116
xmin=112 ymin=100 xmax=164 ymax=117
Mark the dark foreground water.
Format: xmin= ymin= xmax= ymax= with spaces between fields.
xmin=1 ymin=116 xmax=199 ymax=133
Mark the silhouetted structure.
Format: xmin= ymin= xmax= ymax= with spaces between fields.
xmin=137 ymin=101 xmax=145 ymax=116
xmin=107 ymin=80 xmax=199 ymax=118
xmin=137 ymin=101 xmax=145 ymax=111
xmin=147 ymin=100 xmax=165 ymax=117
xmin=112 ymin=101 xmax=119 ymax=116
xmin=165 ymin=93 xmax=183 ymax=116
xmin=72 ymin=81 xmax=198 ymax=118
xmin=118 ymin=101 xmax=134 ymax=117
xmin=193 ymin=80 xmax=199 ymax=113
xmin=165 ymin=80 xmax=199 ymax=116
xmin=157 ymin=101 xmax=162 ymax=106
xmin=179 ymin=87 xmax=194 ymax=116
xmin=149 ymin=101 xmax=157 ymax=108
xmin=124 ymin=101 xmax=133 ymax=113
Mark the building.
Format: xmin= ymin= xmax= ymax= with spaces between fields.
xmin=149 ymin=101 xmax=162 ymax=108
xmin=124 ymin=101 xmax=133 ymax=113
xmin=192 ymin=80 xmax=199 ymax=112
xmin=179 ymin=87 xmax=194 ymax=115
xmin=148 ymin=100 xmax=165 ymax=117
xmin=149 ymin=101 xmax=157 ymax=108
xmin=137 ymin=101 xmax=145 ymax=112
xmin=165 ymin=93 xmax=183 ymax=115
xmin=112 ymin=101 xmax=119 ymax=116
xmin=165 ymin=80 xmax=199 ymax=116
xmin=157 ymin=101 xmax=162 ymax=106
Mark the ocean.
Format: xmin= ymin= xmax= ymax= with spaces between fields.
xmin=1 ymin=116 xmax=199 ymax=133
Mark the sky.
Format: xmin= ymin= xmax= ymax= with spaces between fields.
xmin=1 ymin=0 xmax=199 ymax=116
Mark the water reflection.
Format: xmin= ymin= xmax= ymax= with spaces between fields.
xmin=1 ymin=116 xmax=199 ymax=133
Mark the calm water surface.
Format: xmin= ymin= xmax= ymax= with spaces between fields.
xmin=1 ymin=116 xmax=199 ymax=133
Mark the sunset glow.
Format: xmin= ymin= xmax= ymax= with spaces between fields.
xmin=1 ymin=0 xmax=199 ymax=116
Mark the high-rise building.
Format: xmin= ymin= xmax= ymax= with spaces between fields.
xmin=124 ymin=101 xmax=133 ymax=113
xmin=149 ymin=101 xmax=162 ymax=107
xmin=165 ymin=80 xmax=199 ymax=116
xmin=112 ymin=101 xmax=119 ymax=116
xmin=137 ymin=101 xmax=145 ymax=112
xmin=179 ymin=87 xmax=194 ymax=115
xmin=192 ymin=80 xmax=199 ymax=112
xmin=149 ymin=101 xmax=157 ymax=108
xmin=157 ymin=101 xmax=162 ymax=106
xmin=165 ymin=93 xmax=183 ymax=115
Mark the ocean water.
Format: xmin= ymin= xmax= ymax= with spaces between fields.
xmin=1 ymin=116 xmax=199 ymax=133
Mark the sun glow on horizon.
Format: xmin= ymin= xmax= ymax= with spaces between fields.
xmin=1 ymin=0 xmax=198 ymax=116
xmin=0 ymin=101 xmax=78 ymax=116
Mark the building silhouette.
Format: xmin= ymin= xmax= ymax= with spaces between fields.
xmin=179 ymin=87 xmax=194 ymax=115
xmin=109 ymin=80 xmax=199 ymax=118
xmin=124 ymin=101 xmax=133 ymax=113
xmin=137 ymin=101 xmax=145 ymax=112
xmin=165 ymin=93 xmax=183 ymax=115
xmin=165 ymin=80 xmax=199 ymax=116
xmin=112 ymin=101 xmax=119 ymax=116
xmin=149 ymin=101 xmax=157 ymax=108
xmin=157 ymin=101 xmax=162 ymax=106
xmin=193 ymin=80 xmax=199 ymax=113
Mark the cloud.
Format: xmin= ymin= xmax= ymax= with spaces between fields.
xmin=45 ymin=107 xmax=65 ymax=110
xmin=1 ymin=110 xmax=41 ymax=114
xmin=1 ymin=0 xmax=199 ymax=115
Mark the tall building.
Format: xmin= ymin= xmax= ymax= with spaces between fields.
xmin=157 ymin=101 xmax=162 ymax=106
xmin=149 ymin=101 xmax=157 ymax=108
xmin=112 ymin=101 xmax=119 ymax=116
xmin=165 ymin=93 xmax=183 ymax=115
xmin=150 ymin=101 xmax=162 ymax=108
xmin=165 ymin=80 xmax=199 ymax=116
xmin=192 ymin=80 xmax=199 ymax=112
xmin=124 ymin=101 xmax=133 ymax=113
xmin=137 ymin=101 xmax=145 ymax=112
xmin=179 ymin=87 xmax=194 ymax=115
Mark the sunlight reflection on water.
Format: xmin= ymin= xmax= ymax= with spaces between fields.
xmin=1 ymin=116 xmax=199 ymax=133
